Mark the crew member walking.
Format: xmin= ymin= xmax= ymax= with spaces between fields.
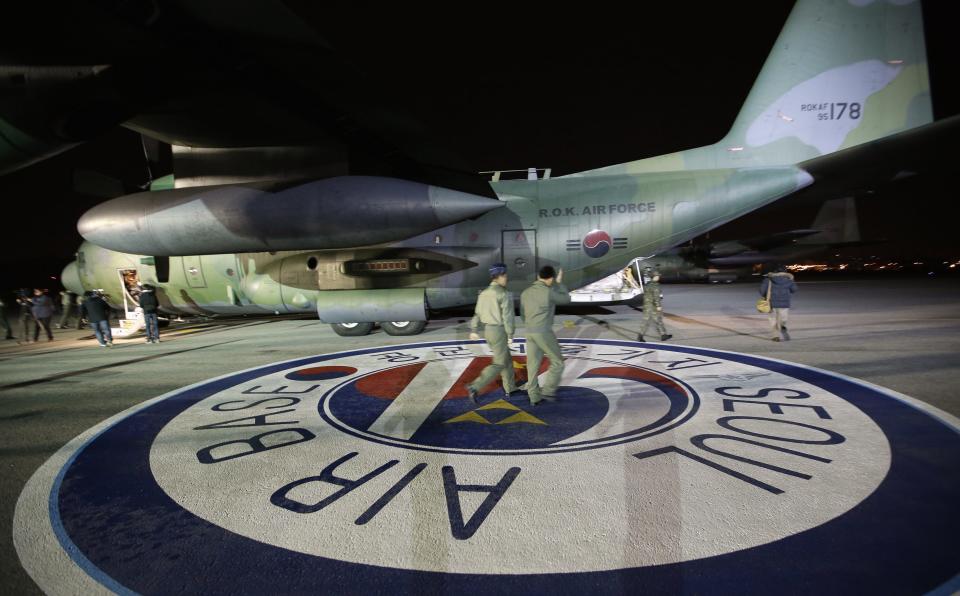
xmin=57 ymin=291 xmax=76 ymax=329
xmin=81 ymin=291 xmax=113 ymax=347
xmin=638 ymin=267 xmax=672 ymax=342
xmin=140 ymin=284 xmax=161 ymax=343
xmin=520 ymin=265 xmax=571 ymax=406
xmin=760 ymin=265 xmax=797 ymax=341
xmin=466 ymin=263 xmax=518 ymax=403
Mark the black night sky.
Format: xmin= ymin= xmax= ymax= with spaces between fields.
xmin=1 ymin=1 xmax=958 ymax=289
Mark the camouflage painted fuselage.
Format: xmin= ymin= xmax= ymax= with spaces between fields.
xmin=65 ymin=0 xmax=930 ymax=319
xmin=69 ymin=164 xmax=809 ymax=316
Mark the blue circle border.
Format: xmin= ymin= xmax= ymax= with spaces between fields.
xmin=46 ymin=340 xmax=960 ymax=595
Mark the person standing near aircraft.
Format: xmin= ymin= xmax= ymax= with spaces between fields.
xmin=638 ymin=267 xmax=672 ymax=342
xmin=75 ymin=293 xmax=86 ymax=330
xmin=466 ymin=263 xmax=518 ymax=404
xmin=760 ymin=265 xmax=797 ymax=342
xmin=30 ymin=288 xmax=55 ymax=342
xmin=520 ymin=266 xmax=571 ymax=406
xmin=81 ymin=291 xmax=113 ymax=347
xmin=56 ymin=290 xmax=76 ymax=329
xmin=16 ymin=290 xmax=33 ymax=342
xmin=139 ymin=284 xmax=160 ymax=344
xmin=621 ymin=265 xmax=640 ymax=292
xmin=0 ymin=294 xmax=14 ymax=340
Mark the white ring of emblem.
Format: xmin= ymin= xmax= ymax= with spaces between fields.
xmin=13 ymin=341 xmax=960 ymax=589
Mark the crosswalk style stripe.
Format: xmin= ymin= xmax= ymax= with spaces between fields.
xmin=367 ymin=358 xmax=473 ymax=439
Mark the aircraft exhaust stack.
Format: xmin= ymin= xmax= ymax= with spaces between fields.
xmin=78 ymin=176 xmax=503 ymax=256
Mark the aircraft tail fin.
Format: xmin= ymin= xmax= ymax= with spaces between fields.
xmin=569 ymin=0 xmax=932 ymax=176
xmin=725 ymin=0 xmax=932 ymax=163
xmin=802 ymin=197 xmax=861 ymax=245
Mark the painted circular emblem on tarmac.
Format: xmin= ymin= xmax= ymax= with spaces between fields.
xmin=14 ymin=340 xmax=960 ymax=594
xmin=582 ymin=229 xmax=612 ymax=258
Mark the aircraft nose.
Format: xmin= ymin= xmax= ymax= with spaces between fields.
xmin=61 ymin=261 xmax=83 ymax=295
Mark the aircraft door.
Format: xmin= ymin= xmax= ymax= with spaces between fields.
xmin=117 ymin=268 xmax=141 ymax=309
xmin=182 ymin=256 xmax=207 ymax=288
xmin=502 ymin=229 xmax=538 ymax=286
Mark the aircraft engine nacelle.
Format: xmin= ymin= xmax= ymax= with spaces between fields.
xmin=315 ymin=289 xmax=428 ymax=324
xmin=77 ymin=176 xmax=503 ymax=256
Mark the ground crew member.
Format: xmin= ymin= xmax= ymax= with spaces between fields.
xmin=520 ymin=265 xmax=571 ymax=406
xmin=81 ymin=291 xmax=113 ymax=347
xmin=466 ymin=263 xmax=518 ymax=403
xmin=0 ymin=295 xmax=14 ymax=340
xmin=57 ymin=290 xmax=75 ymax=329
xmin=638 ymin=267 xmax=672 ymax=342
xmin=139 ymin=284 xmax=161 ymax=343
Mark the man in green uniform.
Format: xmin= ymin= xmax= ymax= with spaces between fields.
xmin=521 ymin=265 xmax=571 ymax=406
xmin=638 ymin=266 xmax=672 ymax=342
xmin=56 ymin=290 xmax=75 ymax=329
xmin=466 ymin=263 xmax=518 ymax=403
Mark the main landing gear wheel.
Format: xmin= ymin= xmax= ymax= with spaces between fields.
xmin=331 ymin=322 xmax=374 ymax=337
xmin=380 ymin=321 xmax=428 ymax=336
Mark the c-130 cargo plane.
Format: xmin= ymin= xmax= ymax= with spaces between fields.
xmin=54 ymin=0 xmax=947 ymax=336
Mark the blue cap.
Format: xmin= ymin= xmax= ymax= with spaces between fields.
xmin=489 ymin=263 xmax=507 ymax=277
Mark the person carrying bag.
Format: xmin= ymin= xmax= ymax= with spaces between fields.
xmin=759 ymin=266 xmax=797 ymax=341
xmin=756 ymin=281 xmax=772 ymax=313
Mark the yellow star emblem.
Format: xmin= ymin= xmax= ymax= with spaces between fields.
xmin=444 ymin=398 xmax=547 ymax=425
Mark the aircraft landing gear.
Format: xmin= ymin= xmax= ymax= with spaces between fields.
xmin=380 ymin=321 xmax=428 ymax=336
xmin=331 ymin=322 xmax=374 ymax=337
xmin=330 ymin=320 xmax=428 ymax=337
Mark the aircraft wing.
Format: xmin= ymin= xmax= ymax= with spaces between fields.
xmin=0 ymin=3 xmax=491 ymax=195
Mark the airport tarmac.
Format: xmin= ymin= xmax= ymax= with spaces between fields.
xmin=2 ymin=278 xmax=958 ymax=594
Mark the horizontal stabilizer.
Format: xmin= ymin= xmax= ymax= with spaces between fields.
xmin=799 ymin=114 xmax=960 ymax=200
